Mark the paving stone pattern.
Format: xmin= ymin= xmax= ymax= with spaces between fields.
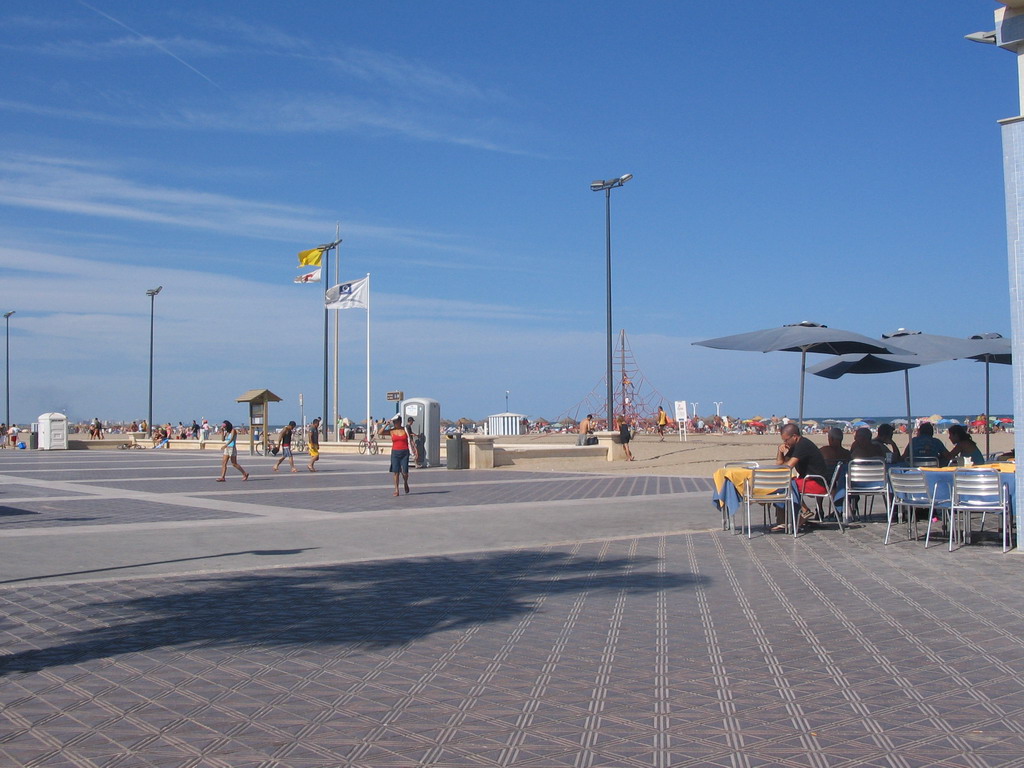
xmin=0 ymin=452 xmax=1022 ymax=766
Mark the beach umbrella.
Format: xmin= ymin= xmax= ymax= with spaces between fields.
xmin=693 ymin=321 xmax=907 ymax=425
xmin=967 ymin=333 xmax=1012 ymax=456
xmin=806 ymin=351 xmax=933 ymax=464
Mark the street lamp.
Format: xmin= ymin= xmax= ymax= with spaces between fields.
xmin=714 ymin=401 xmax=723 ymax=417
xmin=3 ymin=311 xmax=13 ymax=426
xmin=146 ymin=287 xmax=162 ymax=437
xmin=590 ymin=173 xmax=633 ymax=430
xmin=691 ymin=403 xmax=699 ymax=420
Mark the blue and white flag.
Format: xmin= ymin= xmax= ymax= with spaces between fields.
xmin=325 ymin=277 xmax=368 ymax=310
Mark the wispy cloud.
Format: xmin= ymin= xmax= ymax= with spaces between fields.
xmin=200 ymin=17 xmax=505 ymax=105
xmin=0 ymin=10 xmax=532 ymax=154
xmin=0 ymin=153 xmax=491 ymax=257
xmin=74 ymin=0 xmax=221 ymax=88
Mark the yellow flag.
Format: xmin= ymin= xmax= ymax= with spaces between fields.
xmin=297 ymin=247 xmax=323 ymax=267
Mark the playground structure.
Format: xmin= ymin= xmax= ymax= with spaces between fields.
xmin=559 ymin=330 xmax=672 ymax=428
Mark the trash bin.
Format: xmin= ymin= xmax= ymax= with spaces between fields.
xmin=446 ymin=434 xmax=466 ymax=469
xmin=28 ymin=432 xmax=38 ymax=449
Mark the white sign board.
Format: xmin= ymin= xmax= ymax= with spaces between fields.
xmin=674 ymin=400 xmax=688 ymax=442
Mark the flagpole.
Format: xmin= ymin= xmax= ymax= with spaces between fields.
xmin=365 ymin=273 xmax=371 ymax=445
xmin=332 ymin=222 xmax=340 ymax=441
xmin=322 ymin=245 xmax=330 ymax=443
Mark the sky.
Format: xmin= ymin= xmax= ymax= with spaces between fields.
xmin=0 ymin=1 xmax=1019 ymax=426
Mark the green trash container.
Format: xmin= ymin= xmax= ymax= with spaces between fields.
xmin=446 ymin=434 xmax=466 ymax=469
xmin=28 ymin=432 xmax=38 ymax=450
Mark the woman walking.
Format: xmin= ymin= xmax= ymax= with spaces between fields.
xmin=617 ymin=415 xmax=635 ymax=461
xmin=389 ymin=414 xmax=411 ymax=496
xmin=273 ymin=421 xmax=298 ymax=473
xmin=217 ymin=420 xmax=248 ymax=482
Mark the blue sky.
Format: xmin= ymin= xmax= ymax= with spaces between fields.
xmin=0 ymin=1 xmax=1017 ymax=426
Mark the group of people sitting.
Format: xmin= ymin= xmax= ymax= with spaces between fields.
xmin=772 ymin=420 xmax=999 ymax=534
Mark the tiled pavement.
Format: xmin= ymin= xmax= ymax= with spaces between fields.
xmin=0 ymin=452 xmax=1022 ymax=767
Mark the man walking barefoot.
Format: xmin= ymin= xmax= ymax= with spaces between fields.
xmin=307 ymin=417 xmax=321 ymax=472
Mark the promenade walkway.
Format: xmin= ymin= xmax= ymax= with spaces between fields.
xmin=0 ymin=451 xmax=1021 ymax=767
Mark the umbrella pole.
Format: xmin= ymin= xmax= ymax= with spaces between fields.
xmin=798 ymin=348 xmax=806 ymax=428
xmin=985 ymin=360 xmax=991 ymax=458
xmin=904 ymin=369 xmax=913 ymax=467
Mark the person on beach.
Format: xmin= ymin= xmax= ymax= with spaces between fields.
xmin=850 ymin=427 xmax=885 ymax=460
xmin=407 ymin=416 xmax=427 ymax=468
xmin=617 ymin=415 xmax=635 ymax=461
xmin=389 ymin=414 xmax=411 ymax=496
xmin=905 ymin=422 xmax=948 ymax=465
xmin=577 ymin=414 xmax=595 ymax=446
xmin=945 ymin=424 xmax=985 ymax=466
xmin=656 ymin=406 xmax=668 ymax=441
xmin=273 ymin=421 xmax=298 ymax=473
xmin=217 ymin=420 xmax=248 ymax=482
xmin=307 ymin=417 xmax=321 ymax=472
xmin=872 ymin=423 xmax=901 ymax=464
xmin=819 ymin=427 xmax=851 ymax=480
xmin=774 ymin=423 xmax=828 ymax=532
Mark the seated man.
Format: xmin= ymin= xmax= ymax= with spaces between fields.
xmin=819 ymin=427 xmax=851 ymax=480
xmin=774 ymin=423 xmax=829 ymax=532
xmin=905 ymin=421 xmax=948 ymax=465
xmin=873 ymin=423 xmax=901 ymax=464
xmin=850 ymin=427 xmax=886 ymax=460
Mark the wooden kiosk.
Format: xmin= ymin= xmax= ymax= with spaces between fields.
xmin=236 ymin=389 xmax=283 ymax=455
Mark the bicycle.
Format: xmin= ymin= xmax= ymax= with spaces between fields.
xmin=358 ymin=437 xmax=380 ymax=455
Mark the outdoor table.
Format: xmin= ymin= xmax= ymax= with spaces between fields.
xmin=712 ymin=465 xmax=799 ymax=529
xmin=919 ymin=462 xmax=1016 ymax=507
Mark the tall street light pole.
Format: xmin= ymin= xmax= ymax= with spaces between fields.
xmin=714 ymin=401 xmax=723 ymax=417
xmin=590 ymin=173 xmax=633 ymax=430
xmin=3 ymin=311 xmax=13 ymax=426
xmin=146 ymin=287 xmax=162 ymax=438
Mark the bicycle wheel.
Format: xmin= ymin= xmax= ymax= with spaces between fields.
xmin=369 ymin=440 xmax=379 ymax=455
xmin=358 ymin=440 xmax=367 ymax=455
xmin=254 ymin=442 xmax=265 ymax=456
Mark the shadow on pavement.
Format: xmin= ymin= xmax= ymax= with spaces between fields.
xmin=0 ymin=548 xmax=319 ymax=585
xmin=0 ymin=550 xmax=705 ymax=675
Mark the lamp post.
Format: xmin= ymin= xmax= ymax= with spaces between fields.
xmin=590 ymin=173 xmax=633 ymax=430
xmin=692 ymin=403 xmax=699 ymax=421
xmin=3 ymin=311 xmax=13 ymax=427
xmin=146 ymin=287 xmax=162 ymax=438
xmin=714 ymin=401 xmax=723 ymax=417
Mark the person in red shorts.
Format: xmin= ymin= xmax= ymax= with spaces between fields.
xmin=774 ymin=423 xmax=828 ymax=532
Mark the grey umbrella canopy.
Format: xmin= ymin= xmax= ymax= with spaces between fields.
xmin=806 ymin=352 xmax=933 ymax=465
xmin=968 ymin=333 xmax=1012 ymax=456
xmin=693 ymin=321 xmax=908 ymax=424
xmin=807 ymin=329 xmax=1012 ymax=460
xmin=886 ymin=329 xmax=1011 ymax=456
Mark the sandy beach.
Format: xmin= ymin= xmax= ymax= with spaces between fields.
xmin=493 ymin=430 xmax=1016 ymax=477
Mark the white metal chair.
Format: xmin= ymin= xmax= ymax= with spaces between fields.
xmin=722 ymin=462 xmax=759 ymax=532
xmin=845 ymin=459 xmax=890 ymax=521
xmin=887 ymin=468 xmax=949 ymax=546
xmin=947 ymin=469 xmax=1011 ymax=553
xmin=800 ymin=462 xmax=845 ymax=533
xmin=742 ymin=467 xmax=796 ymax=539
